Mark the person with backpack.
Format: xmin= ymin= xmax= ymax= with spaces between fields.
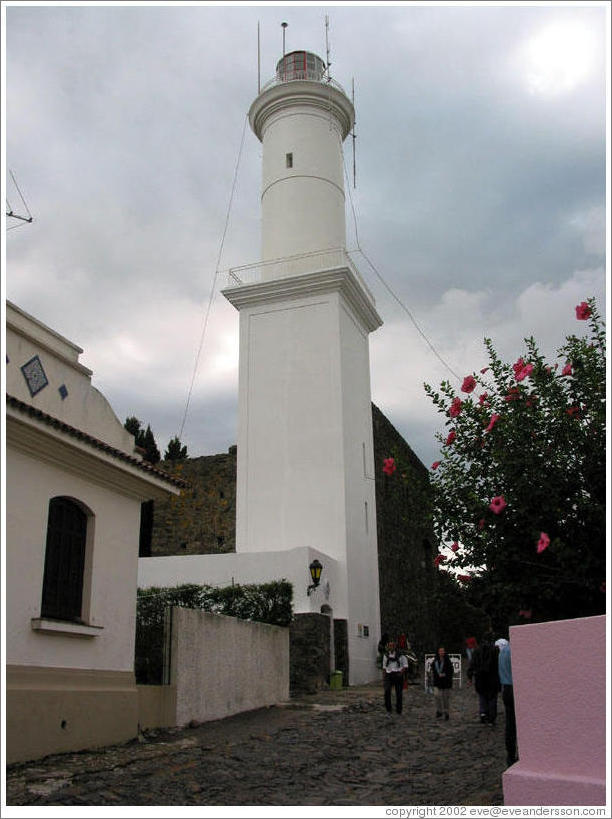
xmin=467 ymin=631 xmax=501 ymax=725
xmin=382 ymin=638 xmax=408 ymax=715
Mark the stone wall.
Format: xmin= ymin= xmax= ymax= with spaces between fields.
xmin=289 ymin=613 xmax=330 ymax=696
xmin=371 ymin=404 xmax=439 ymax=656
xmin=151 ymin=447 xmax=237 ymax=555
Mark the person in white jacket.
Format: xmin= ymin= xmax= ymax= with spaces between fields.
xmin=382 ymin=639 xmax=409 ymax=715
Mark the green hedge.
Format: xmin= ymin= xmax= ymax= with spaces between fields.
xmin=135 ymin=580 xmax=293 ymax=684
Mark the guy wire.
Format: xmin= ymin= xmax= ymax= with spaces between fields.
xmin=343 ymin=154 xmax=461 ymax=383
xmin=177 ymin=113 xmax=249 ymax=442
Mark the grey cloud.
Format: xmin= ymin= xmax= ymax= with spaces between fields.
xmin=5 ymin=4 xmax=606 ymax=461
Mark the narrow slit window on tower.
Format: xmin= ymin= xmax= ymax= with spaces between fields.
xmin=286 ymin=152 xmax=293 ymax=168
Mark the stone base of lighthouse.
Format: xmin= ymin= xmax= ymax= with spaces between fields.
xmin=220 ymin=261 xmax=383 ymax=685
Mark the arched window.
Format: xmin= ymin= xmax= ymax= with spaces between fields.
xmin=41 ymin=497 xmax=89 ymax=622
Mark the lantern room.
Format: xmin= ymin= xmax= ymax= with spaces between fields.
xmin=275 ymin=50 xmax=326 ymax=83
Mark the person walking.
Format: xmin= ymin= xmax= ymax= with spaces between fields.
xmin=498 ymin=641 xmax=518 ymax=765
xmin=467 ymin=631 xmax=500 ymax=725
xmin=382 ymin=639 xmax=408 ymax=715
xmin=432 ymin=645 xmax=453 ymax=720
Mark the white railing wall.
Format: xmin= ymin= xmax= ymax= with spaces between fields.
xmin=225 ymin=247 xmax=375 ymax=303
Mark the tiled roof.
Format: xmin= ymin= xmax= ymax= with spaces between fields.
xmin=6 ymin=394 xmax=189 ymax=489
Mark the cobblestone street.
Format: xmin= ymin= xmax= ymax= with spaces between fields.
xmin=5 ymin=677 xmax=508 ymax=808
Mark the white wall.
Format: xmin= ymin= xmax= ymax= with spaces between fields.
xmin=338 ymin=302 xmax=381 ymax=683
xmin=6 ymin=445 xmax=142 ymax=672
xmin=138 ymin=546 xmax=343 ymax=618
xmin=171 ymin=609 xmax=289 ymax=725
xmin=236 ymin=292 xmax=346 ymax=559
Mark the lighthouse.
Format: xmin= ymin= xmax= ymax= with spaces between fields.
xmin=223 ymin=48 xmax=382 ymax=684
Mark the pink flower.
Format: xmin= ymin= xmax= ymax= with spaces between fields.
xmin=536 ymin=532 xmax=550 ymax=554
xmin=434 ymin=554 xmax=447 ymax=567
xmin=518 ymin=609 xmax=532 ymax=619
xmin=485 ymin=413 xmax=500 ymax=433
xmin=480 ymin=367 xmax=489 ymax=374
xmin=512 ymin=357 xmax=525 ymax=376
xmin=505 ymin=387 xmax=520 ymax=402
xmin=449 ymin=397 xmax=463 ymax=418
xmin=562 ymin=362 xmax=572 ymax=376
xmin=431 ymin=461 xmax=441 ymax=470
xmin=515 ymin=363 xmax=534 ymax=382
xmin=526 ymin=395 xmax=538 ymax=408
xmin=445 ymin=430 xmax=456 ymax=446
xmin=575 ymin=301 xmax=591 ymax=320
xmin=478 ymin=518 xmax=485 ymax=530
xmin=458 ymin=574 xmax=472 ymax=583
xmin=489 ymin=495 xmax=507 ymax=515
xmin=566 ymin=406 xmax=580 ymax=419
xmin=478 ymin=392 xmax=488 ymax=405
xmin=382 ymin=457 xmax=396 ymax=476
xmin=461 ymin=375 xmax=476 ymax=393
xmin=451 ymin=541 xmax=459 ymax=552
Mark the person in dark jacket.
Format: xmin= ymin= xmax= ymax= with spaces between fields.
xmin=432 ymin=646 xmax=454 ymax=720
xmin=467 ymin=631 xmax=501 ymax=725
xmin=498 ymin=641 xmax=518 ymax=765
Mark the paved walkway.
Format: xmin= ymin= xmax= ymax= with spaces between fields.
xmin=5 ymin=678 xmax=508 ymax=808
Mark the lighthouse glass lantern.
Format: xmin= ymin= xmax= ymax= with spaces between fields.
xmin=276 ymin=51 xmax=326 ymax=82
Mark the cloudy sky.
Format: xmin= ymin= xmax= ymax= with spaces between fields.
xmin=3 ymin=2 xmax=608 ymax=468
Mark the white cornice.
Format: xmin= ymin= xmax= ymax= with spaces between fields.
xmin=6 ymin=410 xmax=182 ymax=501
xmin=222 ymin=266 xmax=383 ymax=334
xmin=249 ymin=81 xmax=355 ymax=142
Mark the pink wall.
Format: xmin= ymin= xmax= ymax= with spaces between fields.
xmin=503 ymin=615 xmax=606 ymax=806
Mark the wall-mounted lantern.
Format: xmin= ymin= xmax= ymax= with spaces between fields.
xmin=307 ymin=559 xmax=323 ymax=595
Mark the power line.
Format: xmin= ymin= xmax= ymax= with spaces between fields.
xmin=343 ymin=154 xmax=461 ymax=383
xmin=177 ymin=113 xmax=249 ymax=442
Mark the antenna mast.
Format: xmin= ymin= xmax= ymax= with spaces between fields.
xmin=257 ymin=21 xmax=261 ymax=93
xmin=325 ymin=14 xmax=331 ymax=78
xmin=352 ymin=79 xmax=357 ymax=188
xmin=6 ymin=170 xmax=33 ymax=229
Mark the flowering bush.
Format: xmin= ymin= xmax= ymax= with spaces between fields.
xmin=382 ymin=457 xmax=397 ymax=476
xmin=422 ymin=298 xmax=606 ymax=629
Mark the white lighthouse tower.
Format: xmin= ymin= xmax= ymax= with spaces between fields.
xmin=223 ymin=48 xmax=382 ymax=684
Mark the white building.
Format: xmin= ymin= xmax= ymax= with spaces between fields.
xmin=139 ymin=49 xmax=383 ymax=685
xmin=5 ymin=301 xmax=184 ymax=763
